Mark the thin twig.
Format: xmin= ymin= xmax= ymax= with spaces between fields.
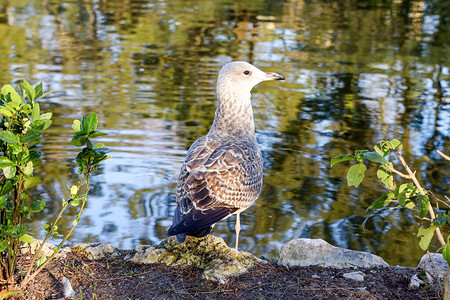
xmin=21 ymin=167 xmax=93 ymax=288
xmin=383 ymin=163 xmax=411 ymax=179
xmin=437 ymin=150 xmax=450 ymax=161
xmin=397 ymin=150 xmax=446 ymax=246
xmin=430 ymin=191 xmax=450 ymax=209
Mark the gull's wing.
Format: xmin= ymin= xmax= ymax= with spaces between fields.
xmin=168 ymin=136 xmax=263 ymax=239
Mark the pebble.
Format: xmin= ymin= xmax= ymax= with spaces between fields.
xmin=343 ymin=271 xmax=365 ymax=282
xmin=408 ymin=274 xmax=424 ymax=290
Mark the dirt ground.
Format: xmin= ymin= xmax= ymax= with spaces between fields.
xmin=3 ymin=249 xmax=440 ymax=300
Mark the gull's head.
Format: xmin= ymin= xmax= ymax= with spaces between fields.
xmin=217 ymin=61 xmax=285 ymax=96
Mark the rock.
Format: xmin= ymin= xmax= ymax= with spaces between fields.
xmin=408 ymin=274 xmax=424 ymax=290
xmin=417 ymin=253 xmax=449 ymax=285
xmin=127 ymin=235 xmax=262 ymax=284
xmin=72 ymin=243 xmax=116 ymax=260
xmin=343 ymin=271 xmax=365 ymax=282
xmin=20 ymin=239 xmax=71 ymax=259
xmin=279 ymin=238 xmax=389 ymax=268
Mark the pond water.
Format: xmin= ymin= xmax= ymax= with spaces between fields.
xmin=0 ymin=0 xmax=449 ymax=267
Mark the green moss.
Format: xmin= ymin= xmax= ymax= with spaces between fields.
xmin=129 ymin=235 xmax=262 ymax=283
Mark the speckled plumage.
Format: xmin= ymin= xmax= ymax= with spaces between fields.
xmin=167 ymin=61 xmax=285 ymax=249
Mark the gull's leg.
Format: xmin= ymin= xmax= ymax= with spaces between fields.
xmin=235 ymin=213 xmax=241 ymax=251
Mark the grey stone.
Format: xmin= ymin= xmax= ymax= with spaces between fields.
xmin=408 ymin=274 xmax=424 ymax=290
xmin=417 ymin=253 xmax=450 ymax=286
xmin=72 ymin=243 xmax=116 ymax=260
xmin=343 ymin=271 xmax=365 ymax=282
xmin=279 ymin=238 xmax=389 ymax=268
xmin=20 ymin=239 xmax=71 ymax=259
xmin=127 ymin=235 xmax=261 ymax=284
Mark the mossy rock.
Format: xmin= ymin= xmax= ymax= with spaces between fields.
xmin=71 ymin=243 xmax=116 ymax=260
xmin=128 ymin=235 xmax=262 ymax=283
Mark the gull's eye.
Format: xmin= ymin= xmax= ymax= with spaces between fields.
xmin=243 ymin=70 xmax=250 ymax=75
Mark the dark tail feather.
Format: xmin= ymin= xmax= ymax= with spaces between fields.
xmin=187 ymin=226 xmax=212 ymax=238
xmin=168 ymin=206 xmax=185 ymax=241
xmin=173 ymin=227 xmax=211 ymax=243
xmin=176 ymin=233 xmax=186 ymax=243
xmin=168 ymin=206 xmax=237 ymax=242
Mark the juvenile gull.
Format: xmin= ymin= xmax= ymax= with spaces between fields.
xmin=167 ymin=61 xmax=285 ymax=250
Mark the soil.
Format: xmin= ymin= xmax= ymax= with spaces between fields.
xmin=5 ymin=250 xmax=441 ymax=300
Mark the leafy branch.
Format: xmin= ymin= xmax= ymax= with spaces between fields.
xmin=20 ymin=113 xmax=109 ymax=288
xmin=331 ymin=139 xmax=449 ymax=257
xmin=0 ymin=81 xmax=109 ymax=291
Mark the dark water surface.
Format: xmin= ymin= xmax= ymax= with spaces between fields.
xmin=0 ymin=0 xmax=449 ymax=267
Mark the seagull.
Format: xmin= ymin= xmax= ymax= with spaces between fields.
xmin=167 ymin=61 xmax=285 ymax=250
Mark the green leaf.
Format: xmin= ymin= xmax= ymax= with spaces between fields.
xmin=22 ymin=161 xmax=33 ymax=176
xmin=374 ymin=143 xmax=382 ymax=155
xmin=94 ymin=143 xmax=106 ymax=149
xmin=362 ymin=152 xmax=389 ymax=165
xmin=72 ymin=120 xmax=81 ymax=132
xmin=347 ymin=163 xmax=366 ymax=187
xmin=3 ymin=166 xmax=16 ymax=179
xmin=330 ymin=154 xmax=355 ymax=167
xmin=4 ymin=101 xmax=20 ymax=112
xmin=375 ymin=141 xmax=390 ymax=157
xmin=417 ymin=195 xmax=430 ymax=218
xmin=395 ymin=183 xmax=417 ymax=198
xmin=42 ymin=119 xmax=52 ymax=130
xmin=39 ymin=112 xmax=52 ymax=120
xmin=434 ymin=214 xmax=448 ymax=227
xmin=20 ymin=80 xmax=35 ymax=101
xmin=443 ymin=243 xmax=450 ymax=264
xmin=34 ymin=82 xmax=43 ymax=99
xmin=37 ymin=255 xmax=46 ymax=267
xmin=9 ymin=143 xmax=22 ymax=154
xmin=377 ymin=165 xmax=396 ymax=191
xmin=368 ymin=192 xmax=395 ymax=210
xmin=398 ymin=192 xmax=406 ymax=206
xmin=83 ymin=113 xmax=98 ymax=132
xmin=390 ymin=139 xmax=403 ymax=150
xmin=0 ymin=240 xmax=8 ymax=252
xmin=21 ymin=128 xmax=42 ymax=143
xmin=354 ymin=150 xmax=368 ymax=163
xmin=38 ymin=90 xmax=53 ymax=100
xmin=43 ymin=224 xmax=52 ymax=232
xmin=30 ymin=200 xmax=45 ymax=212
xmin=0 ymin=157 xmax=14 ymax=168
xmin=1 ymin=84 xmax=15 ymax=97
xmin=31 ymin=102 xmax=40 ymax=119
xmin=0 ymin=107 xmax=13 ymax=117
xmin=23 ymin=176 xmax=41 ymax=190
xmin=20 ymin=233 xmax=34 ymax=243
xmin=1 ymin=84 xmax=21 ymax=103
xmin=94 ymin=147 xmax=110 ymax=156
xmin=0 ymin=131 xmax=20 ymax=144
xmin=0 ymin=195 xmax=7 ymax=209
xmin=417 ymin=226 xmax=436 ymax=251
xmin=70 ymin=199 xmax=80 ymax=206
xmin=89 ymin=131 xmax=107 ymax=138
xmin=70 ymin=185 xmax=78 ymax=195
xmin=22 ymin=104 xmax=32 ymax=114
xmin=71 ymin=135 xmax=87 ymax=147
xmin=1 ymin=181 xmax=14 ymax=195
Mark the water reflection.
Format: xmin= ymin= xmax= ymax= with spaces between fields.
xmin=0 ymin=0 xmax=448 ymax=267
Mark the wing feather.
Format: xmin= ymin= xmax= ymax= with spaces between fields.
xmin=168 ymin=135 xmax=263 ymax=239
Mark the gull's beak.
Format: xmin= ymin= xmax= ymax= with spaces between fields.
xmin=264 ymin=72 xmax=285 ymax=81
